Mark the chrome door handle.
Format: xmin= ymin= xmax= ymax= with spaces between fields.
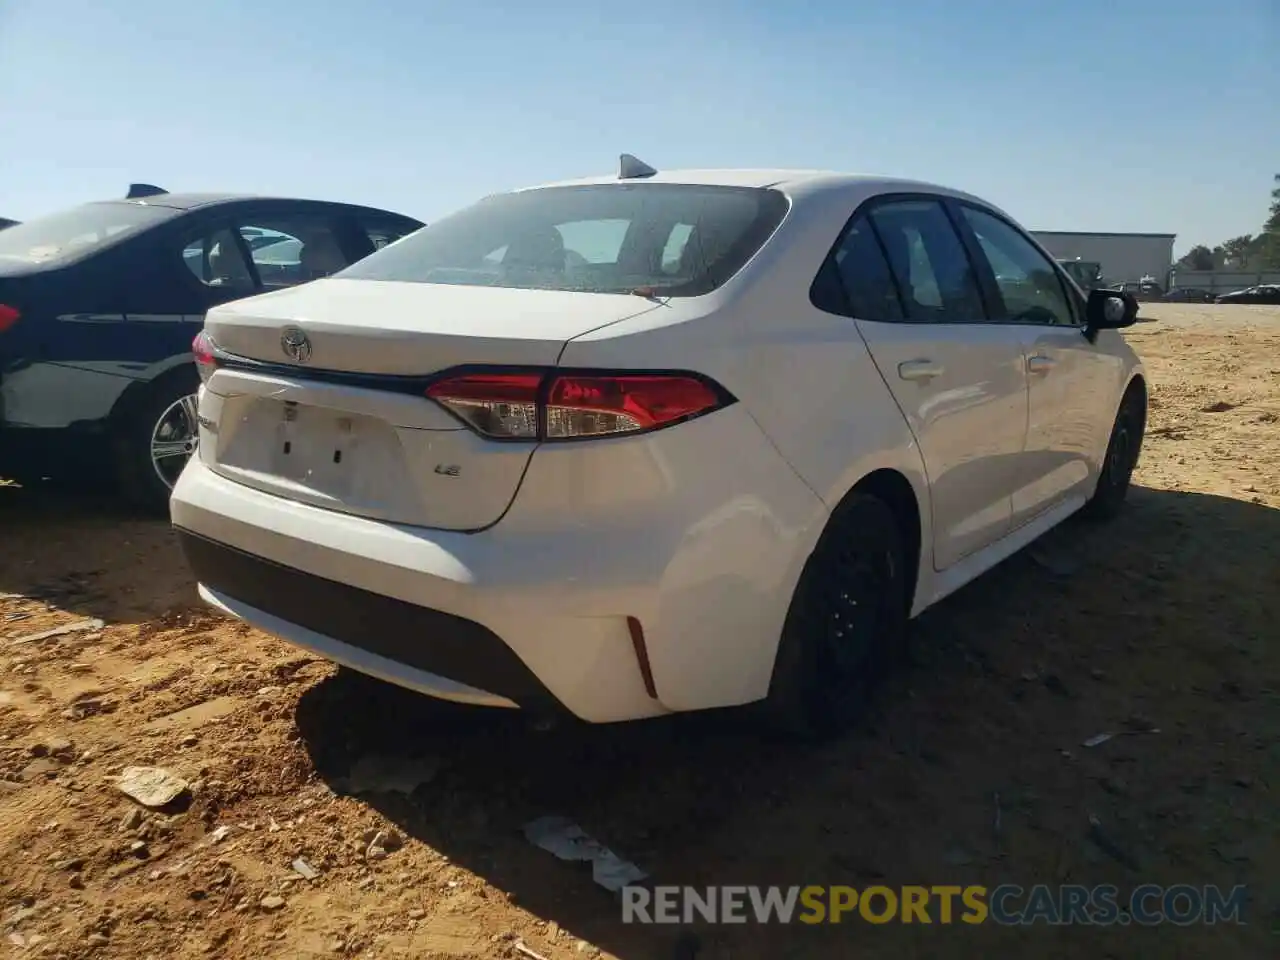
xmin=1027 ymin=355 xmax=1055 ymax=374
xmin=898 ymin=359 xmax=944 ymax=382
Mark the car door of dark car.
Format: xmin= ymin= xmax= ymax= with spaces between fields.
xmin=116 ymin=216 xmax=228 ymax=368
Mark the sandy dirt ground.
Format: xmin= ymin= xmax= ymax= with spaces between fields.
xmin=1 ymin=303 xmax=1277 ymax=960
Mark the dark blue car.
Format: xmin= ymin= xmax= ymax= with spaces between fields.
xmin=0 ymin=187 xmax=422 ymax=510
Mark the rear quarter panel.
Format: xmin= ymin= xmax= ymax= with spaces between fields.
xmin=552 ymin=193 xmax=936 ymax=708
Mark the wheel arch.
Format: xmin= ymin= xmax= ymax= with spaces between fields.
xmin=783 ymin=466 xmax=925 ymax=633
xmin=107 ymin=355 xmax=198 ymax=428
xmin=761 ymin=466 xmax=923 ymax=734
xmin=1123 ymin=372 xmax=1148 ymax=421
xmin=834 ymin=468 xmax=924 ymax=617
xmin=1122 ymin=369 xmax=1149 ymax=457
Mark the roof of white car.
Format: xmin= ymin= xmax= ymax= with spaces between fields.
xmin=516 ymin=168 xmax=959 ymax=195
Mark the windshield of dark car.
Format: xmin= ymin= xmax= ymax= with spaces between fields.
xmin=0 ymin=201 xmax=177 ymax=266
xmin=337 ymin=183 xmax=789 ymax=296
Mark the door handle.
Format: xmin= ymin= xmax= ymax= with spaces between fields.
xmin=1027 ymin=354 xmax=1055 ymax=375
xmin=898 ymin=359 xmax=944 ymax=382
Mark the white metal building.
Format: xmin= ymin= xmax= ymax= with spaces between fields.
xmin=1031 ymin=231 xmax=1176 ymax=285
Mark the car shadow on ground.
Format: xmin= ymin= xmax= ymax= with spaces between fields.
xmin=0 ymin=482 xmax=189 ymax=624
xmin=294 ymin=486 xmax=1279 ymax=959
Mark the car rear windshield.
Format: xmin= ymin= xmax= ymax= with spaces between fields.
xmin=0 ymin=201 xmax=177 ymax=267
xmin=338 ymin=184 xmax=789 ymax=296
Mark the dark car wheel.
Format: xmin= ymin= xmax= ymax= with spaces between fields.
xmin=113 ymin=370 xmax=200 ymax=514
xmin=1083 ymin=383 xmax=1146 ymax=521
xmin=763 ymin=493 xmax=909 ymax=740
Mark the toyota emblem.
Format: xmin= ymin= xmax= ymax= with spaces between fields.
xmin=280 ymin=326 xmax=312 ymax=364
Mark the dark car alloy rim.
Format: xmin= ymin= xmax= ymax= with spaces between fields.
xmin=815 ymin=541 xmax=895 ymax=714
xmin=1107 ymin=405 xmax=1137 ymax=493
xmin=150 ymin=393 xmax=200 ymax=490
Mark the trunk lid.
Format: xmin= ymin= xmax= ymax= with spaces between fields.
xmin=199 ymin=278 xmax=662 ymax=530
xmin=203 ymin=278 xmax=657 ymax=373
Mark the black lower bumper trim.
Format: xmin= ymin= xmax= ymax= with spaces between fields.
xmin=175 ymin=529 xmax=562 ymax=711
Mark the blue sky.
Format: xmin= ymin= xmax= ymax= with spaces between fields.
xmin=1 ymin=0 xmax=1275 ymax=254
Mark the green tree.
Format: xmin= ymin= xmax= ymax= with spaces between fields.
xmin=1221 ymin=235 xmax=1254 ymax=267
xmin=1177 ymin=244 xmax=1215 ymax=270
xmin=1261 ymin=173 xmax=1280 ymax=268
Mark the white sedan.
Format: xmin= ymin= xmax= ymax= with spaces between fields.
xmin=170 ymin=157 xmax=1146 ymax=737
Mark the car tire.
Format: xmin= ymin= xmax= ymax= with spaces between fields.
xmin=113 ymin=369 xmax=201 ymax=515
xmin=763 ymin=493 xmax=909 ymax=741
xmin=1083 ymin=383 xmax=1146 ymax=521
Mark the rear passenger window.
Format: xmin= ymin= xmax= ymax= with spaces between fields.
xmin=827 ymin=215 xmax=903 ymax=320
xmin=868 ymin=200 xmax=987 ymax=322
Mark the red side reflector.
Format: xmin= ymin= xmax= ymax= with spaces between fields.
xmin=0 ymin=304 xmax=20 ymax=333
xmin=626 ymin=616 xmax=658 ymax=700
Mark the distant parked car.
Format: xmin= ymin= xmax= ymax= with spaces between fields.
xmin=1110 ymin=278 xmax=1164 ymax=302
xmin=0 ymin=186 xmax=423 ymax=509
xmin=1163 ymin=287 xmax=1215 ymax=303
xmin=1215 ymin=285 xmax=1280 ymax=305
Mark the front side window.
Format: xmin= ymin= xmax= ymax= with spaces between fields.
xmin=0 ymin=202 xmax=177 ymax=266
xmin=961 ymin=207 xmax=1077 ymax=326
xmin=867 ymin=200 xmax=987 ymax=322
xmin=182 ymin=228 xmax=255 ymax=296
xmin=338 ymin=184 xmax=789 ymax=296
xmin=237 ymin=216 xmax=350 ymax=288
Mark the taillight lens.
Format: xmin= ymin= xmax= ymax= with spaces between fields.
xmin=425 ymin=369 xmax=732 ymax=441
xmin=545 ymin=374 xmax=723 ymax=438
xmin=0 ymin=304 xmax=20 ymax=334
xmin=425 ymin=372 xmax=542 ymax=439
xmin=192 ymin=330 xmax=218 ymax=384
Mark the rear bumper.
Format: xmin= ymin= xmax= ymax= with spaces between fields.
xmin=170 ymin=457 xmax=671 ymax=722
xmin=178 ymin=530 xmax=557 ymax=712
xmin=171 ymin=398 xmax=827 ymax=721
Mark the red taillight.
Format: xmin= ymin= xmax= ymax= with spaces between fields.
xmin=425 ymin=372 xmax=542 ymax=439
xmin=545 ymin=374 xmax=723 ymax=438
xmin=0 ymin=304 xmax=20 ymax=334
xmin=192 ymin=330 xmax=218 ymax=383
xmin=424 ymin=369 xmax=731 ymax=441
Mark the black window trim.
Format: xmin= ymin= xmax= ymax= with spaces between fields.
xmin=863 ymin=213 xmax=910 ymax=320
xmin=808 ymin=190 xmax=998 ymax=325
xmin=944 ymin=198 xmax=1085 ymax=329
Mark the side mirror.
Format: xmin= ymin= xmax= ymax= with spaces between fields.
xmin=1083 ymin=288 xmax=1138 ymax=341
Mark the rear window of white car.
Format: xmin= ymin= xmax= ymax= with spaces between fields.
xmin=338 ymin=184 xmax=789 ymax=296
xmin=0 ymin=202 xmax=177 ymax=267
